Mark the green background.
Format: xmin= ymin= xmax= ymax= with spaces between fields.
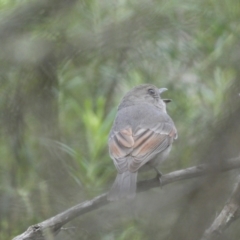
xmin=1 ymin=0 xmax=240 ymax=239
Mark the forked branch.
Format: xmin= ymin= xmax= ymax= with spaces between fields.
xmin=13 ymin=157 xmax=240 ymax=240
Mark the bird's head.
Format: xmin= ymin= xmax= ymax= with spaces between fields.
xmin=118 ymin=84 xmax=171 ymax=112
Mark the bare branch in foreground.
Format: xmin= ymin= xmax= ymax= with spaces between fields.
xmin=13 ymin=157 xmax=240 ymax=240
xmin=201 ymin=175 xmax=240 ymax=240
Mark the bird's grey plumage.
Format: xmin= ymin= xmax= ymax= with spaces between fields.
xmin=108 ymin=84 xmax=177 ymax=201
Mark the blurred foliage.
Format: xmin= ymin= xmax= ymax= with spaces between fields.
xmin=0 ymin=0 xmax=240 ymax=239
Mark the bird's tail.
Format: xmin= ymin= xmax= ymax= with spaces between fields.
xmin=107 ymin=171 xmax=138 ymax=201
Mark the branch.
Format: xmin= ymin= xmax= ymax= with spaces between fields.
xmin=13 ymin=157 xmax=240 ymax=240
xmin=201 ymin=175 xmax=240 ymax=240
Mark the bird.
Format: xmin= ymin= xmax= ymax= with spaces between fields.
xmin=107 ymin=84 xmax=177 ymax=201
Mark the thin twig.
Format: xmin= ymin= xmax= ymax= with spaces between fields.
xmin=13 ymin=157 xmax=240 ymax=240
xmin=201 ymin=174 xmax=240 ymax=240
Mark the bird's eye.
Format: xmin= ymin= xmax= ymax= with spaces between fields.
xmin=148 ymin=88 xmax=155 ymax=95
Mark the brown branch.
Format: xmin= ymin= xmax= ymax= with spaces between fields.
xmin=201 ymin=174 xmax=240 ymax=240
xmin=13 ymin=157 xmax=240 ymax=240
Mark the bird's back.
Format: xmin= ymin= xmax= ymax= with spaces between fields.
xmin=110 ymin=103 xmax=174 ymax=136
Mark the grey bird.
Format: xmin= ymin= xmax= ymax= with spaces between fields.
xmin=107 ymin=84 xmax=177 ymax=201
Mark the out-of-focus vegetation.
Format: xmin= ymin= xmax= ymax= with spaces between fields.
xmin=1 ymin=0 xmax=240 ymax=239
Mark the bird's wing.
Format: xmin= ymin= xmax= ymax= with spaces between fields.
xmin=108 ymin=127 xmax=134 ymax=173
xmin=108 ymin=122 xmax=177 ymax=173
xmin=130 ymin=123 xmax=176 ymax=171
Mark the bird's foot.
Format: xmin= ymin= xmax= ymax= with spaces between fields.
xmin=153 ymin=167 xmax=163 ymax=188
xmin=157 ymin=173 xmax=163 ymax=188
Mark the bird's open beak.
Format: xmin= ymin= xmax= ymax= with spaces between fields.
xmin=159 ymin=88 xmax=168 ymax=94
xmin=162 ymin=99 xmax=172 ymax=103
